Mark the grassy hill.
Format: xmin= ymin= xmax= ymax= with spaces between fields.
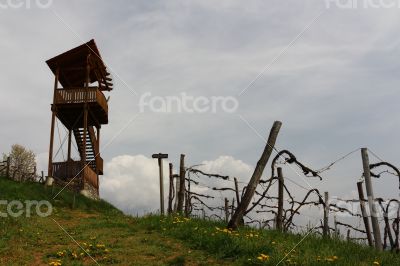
xmin=0 ymin=177 xmax=399 ymax=266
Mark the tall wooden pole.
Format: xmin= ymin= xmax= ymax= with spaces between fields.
xmin=361 ymin=148 xmax=383 ymax=250
xmin=177 ymin=154 xmax=186 ymax=214
xmin=276 ymin=167 xmax=284 ymax=231
xmin=48 ymin=68 xmax=59 ymax=177
xmin=159 ymin=158 xmax=165 ymax=215
xmin=67 ymin=130 xmax=72 ymax=161
xmin=228 ymin=121 xmax=282 ymax=230
xmin=234 ymin=177 xmax=240 ymax=205
xmin=224 ymin=198 xmax=229 ymax=222
xmin=173 ymin=175 xmax=179 ymax=212
xmin=357 ymin=181 xmax=373 ymax=247
xmin=168 ymin=163 xmax=174 ymax=215
xmin=323 ymin=192 xmax=330 ymax=237
xmin=152 ymin=153 xmax=168 ymax=215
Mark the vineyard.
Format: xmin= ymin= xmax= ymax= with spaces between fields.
xmin=158 ymin=121 xmax=400 ymax=253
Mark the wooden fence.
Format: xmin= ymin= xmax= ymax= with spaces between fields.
xmin=157 ymin=123 xmax=400 ymax=252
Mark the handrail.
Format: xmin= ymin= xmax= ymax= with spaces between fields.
xmin=55 ymin=87 xmax=108 ymax=113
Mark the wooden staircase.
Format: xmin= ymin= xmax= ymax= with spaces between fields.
xmin=73 ymin=126 xmax=102 ymax=174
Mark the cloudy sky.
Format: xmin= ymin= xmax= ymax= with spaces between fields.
xmin=0 ymin=1 xmax=399 ymax=227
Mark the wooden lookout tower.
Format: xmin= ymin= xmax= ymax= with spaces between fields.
xmin=46 ymin=40 xmax=113 ymax=198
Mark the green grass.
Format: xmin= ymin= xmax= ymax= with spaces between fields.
xmin=0 ymin=176 xmax=399 ymax=265
xmin=137 ymin=215 xmax=400 ymax=265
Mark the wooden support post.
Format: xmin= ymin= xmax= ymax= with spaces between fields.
xmin=231 ymin=198 xmax=235 ymax=217
xmin=276 ymin=167 xmax=284 ymax=231
xmin=357 ymin=181 xmax=373 ymax=247
xmin=225 ymin=198 xmax=229 ymax=223
xmin=152 ymin=153 xmax=168 ymax=216
xmin=177 ymin=154 xmax=186 ymax=214
xmin=361 ymin=148 xmax=383 ymax=250
xmin=234 ymin=177 xmax=240 ymax=205
xmin=168 ymin=163 xmax=174 ymax=215
xmin=347 ymin=229 xmax=351 ymax=242
xmin=228 ymin=121 xmax=282 ymax=229
xmin=48 ymin=68 xmax=59 ymax=178
xmin=6 ymin=157 xmax=10 ymax=179
xmin=173 ymin=175 xmax=180 ymax=212
xmin=334 ymin=215 xmax=339 ymax=238
xmin=67 ymin=130 xmax=72 ymax=161
xmin=96 ymin=127 xmax=101 ymax=192
xmin=323 ymin=192 xmax=330 ymax=237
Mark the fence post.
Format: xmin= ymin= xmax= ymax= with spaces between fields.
xmin=357 ymin=181 xmax=373 ymax=247
xmin=228 ymin=121 xmax=282 ymax=230
xmin=323 ymin=192 xmax=330 ymax=237
xmin=152 ymin=153 xmax=169 ymax=216
xmin=231 ymin=198 xmax=235 ymax=218
xmin=234 ymin=177 xmax=240 ymax=205
xmin=177 ymin=154 xmax=186 ymax=214
xmin=168 ymin=163 xmax=174 ymax=215
xmin=276 ymin=167 xmax=284 ymax=231
xmin=173 ymin=174 xmax=179 ymax=213
xmin=334 ymin=215 xmax=339 ymax=238
xmin=361 ymin=148 xmax=383 ymax=250
xmin=225 ymin=198 xmax=229 ymax=222
xmin=6 ymin=157 xmax=10 ymax=179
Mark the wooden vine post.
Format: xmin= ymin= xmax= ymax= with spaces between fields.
xmin=177 ymin=154 xmax=186 ymax=214
xmin=276 ymin=167 xmax=284 ymax=231
xmin=228 ymin=121 xmax=282 ymax=230
xmin=167 ymin=163 xmax=174 ymax=215
xmin=225 ymin=198 xmax=229 ymax=222
xmin=152 ymin=153 xmax=169 ymax=216
xmin=357 ymin=181 xmax=373 ymax=247
xmin=323 ymin=192 xmax=330 ymax=237
xmin=173 ymin=174 xmax=180 ymax=212
xmin=361 ymin=148 xmax=383 ymax=250
xmin=234 ymin=177 xmax=240 ymax=205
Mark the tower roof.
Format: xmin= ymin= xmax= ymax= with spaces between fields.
xmin=46 ymin=39 xmax=113 ymax=91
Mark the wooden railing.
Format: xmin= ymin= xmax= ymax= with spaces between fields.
xmin=52 ymin=161 xmax=99 ymax=189
xmin=55 ymin=87 xmax=108 ymax=113
xmin=52 ymin=161 xmax=84 ymax=180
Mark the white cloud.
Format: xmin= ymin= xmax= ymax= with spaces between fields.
xmin=100 ymin=154 xmax=253 ymax=215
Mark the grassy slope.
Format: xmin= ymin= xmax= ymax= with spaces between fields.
xmin=0 ymin=177 xmax=399 ymax=266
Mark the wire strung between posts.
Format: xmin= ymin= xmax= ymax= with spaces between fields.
xmin=316 ymin=148 xmax=361 ymax=174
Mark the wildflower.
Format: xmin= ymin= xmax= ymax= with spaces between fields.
xmin=257 ymin=253 xmax=270 ymax=261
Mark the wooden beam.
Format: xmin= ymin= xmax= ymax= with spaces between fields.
xmin=228 ymin=121 xmax=282 ymax=230
xmin=177 ymin=154 xmax=186 ymax=214
xmin=357 ymin=181 xmax=373 ymax=247
xmin=361 ymin=148 xmax=382 ymax=250
xmin=48 ymin=68 xmax=59 ymax=177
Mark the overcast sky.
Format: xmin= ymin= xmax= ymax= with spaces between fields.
xmin=0 ymin=1 xmax=399 ymax=228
